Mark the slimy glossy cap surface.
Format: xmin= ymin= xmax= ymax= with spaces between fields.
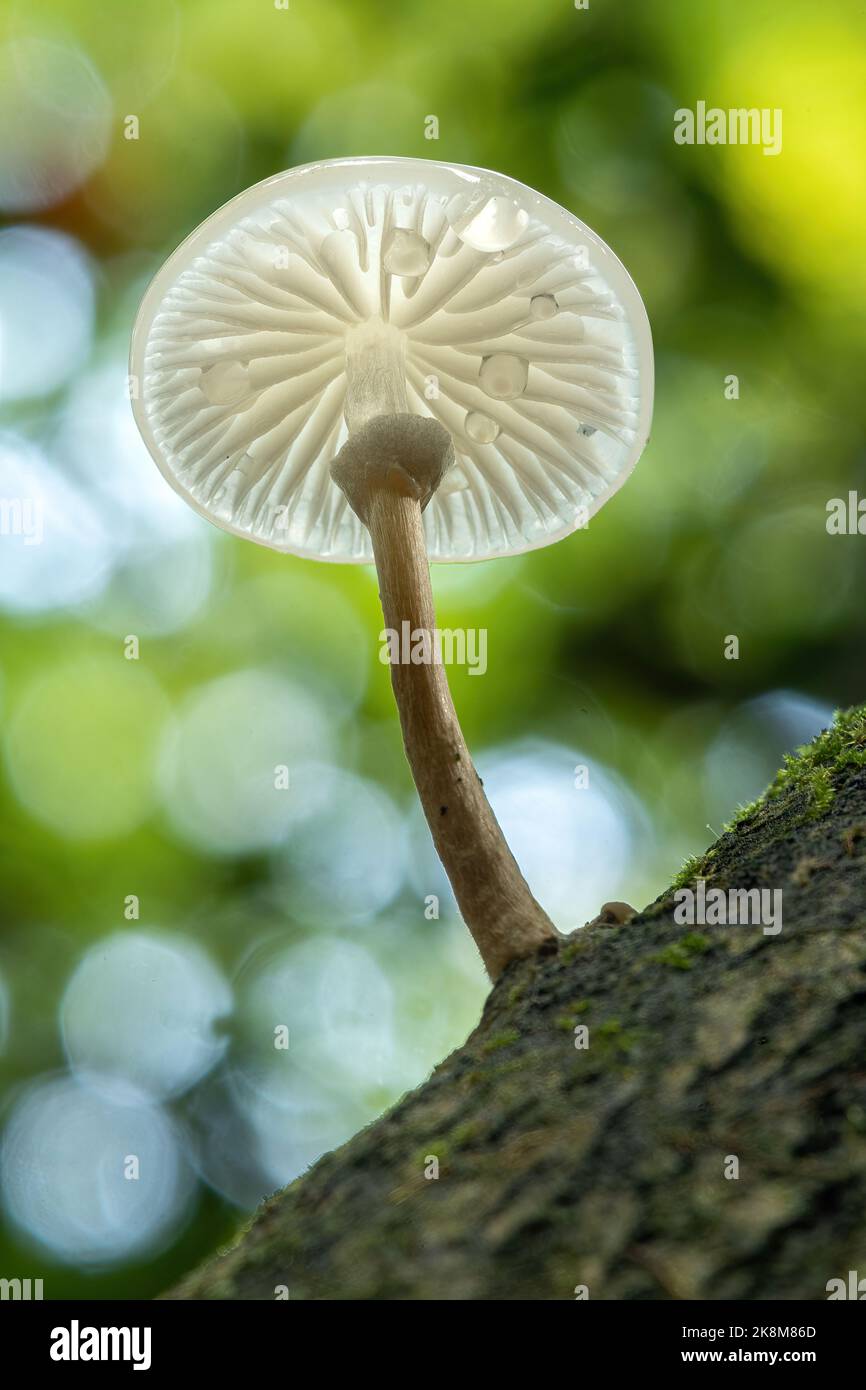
xmin=130 ymin=156 xmax=653 ymax=563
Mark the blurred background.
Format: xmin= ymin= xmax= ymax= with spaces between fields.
xmin=0 ymin=0 xmax=864 ymax=1297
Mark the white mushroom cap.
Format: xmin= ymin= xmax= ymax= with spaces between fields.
xmin=130 ymin=156 xmax=653 ymax=564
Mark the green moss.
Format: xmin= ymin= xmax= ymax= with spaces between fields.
xmin=204 ymin=1276 xmax=240 ymax=1300
xmin=555 ymin=998 xmax=592 ymax=1032
xmin=728 ymin=705 xmax=866 ymax=830
xmin=489 ymin=1057 xmax=529 ymax=1078
xmin=593 ymin=1018 xmax=639 ymax=1056
xmin=671 ymin=850 xmax=717 ymax=890
xmin=560 ymin=935 xmax=590 ymax=963
xmin=657 ymin=948 xmax=694 ymax=971
xmin=682 ymin=931 xmax=712 ymax=952
xmin=725 ymin=797 xmax=765 ymax=832
xmin=451 ymin=1121 xmax=479 ymax=1148
xmin=652 ymin=932 xmax=712 ymax=971
xmin=481 ymin=1028 xmax=520 ymax=1055
xmin=597 ymin=1018 xmax=622 ymax=1036
xmin=507 ymin=982 xmax=525 ymax=1007
xmin=414 ymin=1140 xmax=449 ymax=1170
xmin=846 ymin=1104 xmax=866 ymax=1134
xmin=671 ymin=854 xmax=702 ymax=890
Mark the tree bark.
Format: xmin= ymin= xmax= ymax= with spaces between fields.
xmin=168 ymin=709 xmax=866 ymax=1300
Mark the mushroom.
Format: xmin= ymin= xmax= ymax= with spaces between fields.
xmin=130 ymin=156 xmax=653 ymax=980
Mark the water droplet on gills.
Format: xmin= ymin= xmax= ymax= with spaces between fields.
xmin=199 ymin=361 xmax=250 ymax=406
xmin=448 ymin=193 xmax=530 ymax=253
xmin=465 ymin=411 xmax=500 ymax=444
xmin=530 ymin=294 xmax=558 ymax=320
xmin=383 ymin=228 xmax=432 ymax=277
xmin=479 ymin=353 xmax=528 ymax=400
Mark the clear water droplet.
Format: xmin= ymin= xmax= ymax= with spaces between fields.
xmin=530 ymin=293 xmax=558 ymax=320
xmin=465 ymin=411 xmax=500 ymax=444
xmin=449 ymin=193 xmax=530 ymax=252
xmin=579 ymin=424 xmax=597 ymax=437
xmin=479 ymin=353 xmax=528 ymax=401
xmin=383 ymin=228 xmax=432 ymax=276
xmin=199 ymin=362 xmax=250 ymax=406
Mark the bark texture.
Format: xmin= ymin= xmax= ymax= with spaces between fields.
xmin=169 ymin=709 xmax=866 ymax=1300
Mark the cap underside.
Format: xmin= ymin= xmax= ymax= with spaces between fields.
xmin=131 ymin=157 xmax=653 ymax=563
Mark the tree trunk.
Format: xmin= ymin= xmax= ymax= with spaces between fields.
xmin=168 ymin=709 xmax=866 ymax=1300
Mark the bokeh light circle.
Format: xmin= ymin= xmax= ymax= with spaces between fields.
xmin=60 ymin=359 xmax=215 ymax=635
xmin=158 ymin=669 xmax=334 ymax=855
xmin=0 ymin=227 xmax=96 ymax=401
xmin=0 ymin=1074 xmax=194 ymax=1266
xmin=61 ymin=932 xmax=232 ymax=1101
xmin=274 ymin=763 xmax=407 ymax=925
xmin=0 ymin=38 xmax=112 ymax=212
xmin=236 ymin=934 xmax=397 ymax=1098
xmin=0 ymin=433 xmax=112 ymax=616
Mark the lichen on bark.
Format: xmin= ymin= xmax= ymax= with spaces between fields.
xmin=168 ymin=707 xmax=866 ymax=1301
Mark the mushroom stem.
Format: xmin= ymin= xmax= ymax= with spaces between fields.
xmin=331 ymin=410 xmax=559 ymax=979
xmin=365 ymin=484 xmax=559 ymax=980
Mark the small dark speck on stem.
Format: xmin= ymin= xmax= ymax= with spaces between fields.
xmin=440 ymin=806 xmax=448 ymax=816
